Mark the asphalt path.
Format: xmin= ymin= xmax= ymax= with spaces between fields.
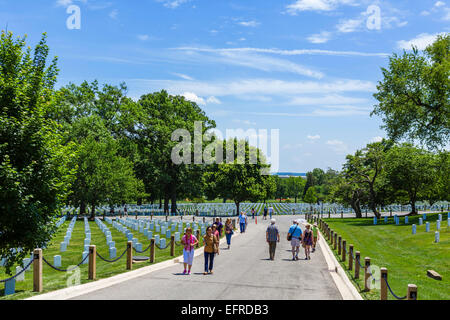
xmin=72 ymin=215 xmax=341 ymax=300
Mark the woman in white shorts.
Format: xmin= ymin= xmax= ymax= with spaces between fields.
xmin=181 ymin=227 xmax=198 ymax=275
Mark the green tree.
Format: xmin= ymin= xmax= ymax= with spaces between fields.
xmin=137 ymin=90 xmax=215 ymax=213
xmin=0 ymin=32 xmax=75 ymax=273
xmin=285 ymin=176 xmax=306 ymax=203
xmin=205 ymin=139 xmax=270 ymax=214
xmin=343 ymin=141 xmax=391 ymax=218
xmin=303 ymin=187 xmax=318 ymax=211
xmin=385 ymin=144 xmax=440 ymax=215
xmin=372 ymin=34 xmax=449 ymax=148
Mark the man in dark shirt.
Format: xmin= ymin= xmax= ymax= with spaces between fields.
xmin=266 ymin=219 xmax=280 ymax=260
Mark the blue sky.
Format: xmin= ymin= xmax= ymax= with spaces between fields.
xmin=1 ymin=0 xmax=449 ymax=172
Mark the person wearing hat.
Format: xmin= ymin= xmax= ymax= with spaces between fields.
xmin=312 ymin=222 xmax=319 ymax=253
xmin=287 ymin=219 xmax=302 ymax=260
xmin=266 ymin=218 xmax=280 ymax=260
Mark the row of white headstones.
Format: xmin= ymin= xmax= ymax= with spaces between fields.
xmin=373 ymin=213 xmax=449 ymax=243
xmin=0 ymin=215 xmax=68 ymax=286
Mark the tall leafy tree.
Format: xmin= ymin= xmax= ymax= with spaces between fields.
xmin=0 ymin=32 xmax=75 ymax=272
xmin=137 ymin=90 xmax=215 ymax=213
xmin=372 ymin=34 xmax=449 ymax=148
xmin=343 ymin=141 xmax=391 ymax=218
xmin=205 ymin=139 xmax=270 ymax=214
xmin=385 ymin=144 xmax=440 ymax=215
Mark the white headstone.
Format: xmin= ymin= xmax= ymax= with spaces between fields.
xmin=412 ymin=224 xmax=416 ymax=235
xmin=435 ymin=231 xmax=440 ymax=243
xmin=54 ymin=255 xmax=62 ymax=267
xmin=15 ymin=266 xmax=25 ymax=281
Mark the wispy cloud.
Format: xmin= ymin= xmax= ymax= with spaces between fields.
xmin=285 ymin=0 xmax=358 ymax=15
xmin=157 ymin=0 xmax=191 ymax=9
xmin=307 ymin=31 xmax=332 ymax=44
xmin=172 ymin=72 xmax=194 ymax=80
xmin=397 ymin=32 xmax=447 ymax=50
xmin=174 ymin=46 xmax=389 ymax=58
xmin=126 ymin=78 xmax=376 ymax=98
xmin=237 ymin=20 xmax=260 ymax=27
xmin=175 ymin=47 xmax=325 ymax=78
xmin=326 ymin=139 xmax=349 ymax=154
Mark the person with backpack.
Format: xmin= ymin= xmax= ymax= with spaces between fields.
xmin=287 ymin=219 xmax=302 ymax=260
xmin=263 ymin=206 xmax=268 ymax=220
xmin=203 ymin=226 xmax=219 ymax=275
xmin=251 ymin=208 xmax=255 ymax=220
xmin=268 ymin=206 xmax=274 ymax=219
xmin=302 ymin=224 xmax=314 ymax=260
xmin=181 ymin=227 xmax=198 ymax=275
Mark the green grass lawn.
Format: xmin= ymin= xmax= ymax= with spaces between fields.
xmin=0 ymin=218 xmax=215 ymax=300
xmin=321 ymin=212 xmax=449 ymax=300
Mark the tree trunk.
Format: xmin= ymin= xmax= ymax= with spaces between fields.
xmin=164 ymin=194 xmax=169 ymax=214
xmin=170 ymin=184 xmax=177 ymax=214
xmin=80 ymin=201 xmax=86 ymax=215
xmin=159 ymin=196 xmax=162 ymax=209
xmin=223 ymin=198 xmax=227 ymax=203
xmin=409 ymin=195 xmax=417 ymax=215
xmin=90 ymin=203 xmax=96 ymax=220
xmin=235 ymin=202 xmax=240 ymax=216
xmin=368 ymin=184 xmax=381 ymax=219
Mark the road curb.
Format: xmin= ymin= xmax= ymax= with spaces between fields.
xmin=317 ymin=230 xmax=363 ymax=300
xmin=26 ymin=231 xmax=241 ymax=300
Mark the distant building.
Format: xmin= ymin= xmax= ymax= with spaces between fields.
xmin=273 ymin=172 xmax=307 ymax=179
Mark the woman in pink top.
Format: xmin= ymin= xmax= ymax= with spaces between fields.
xmin=212 ymin=224 xmax=220 ymax=239
xmin=181 ymin=227 xmax=198 ymax=274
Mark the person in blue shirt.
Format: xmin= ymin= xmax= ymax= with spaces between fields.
xmin=287 ymin=220 xmax=303 ymax=260
xmin=238 ymin=212 xmax=247 ymax=233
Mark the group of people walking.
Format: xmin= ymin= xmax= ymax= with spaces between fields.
xmin=266 ymin=219 xmax=319 ymax=261
xmin=181 ymin=217 xmax=234 ymax=275
xmin=180 ymin=211 xmax=320 ymax=275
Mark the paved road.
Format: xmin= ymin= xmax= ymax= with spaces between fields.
xmin=72 ymin=215 xmax=341 ymax=300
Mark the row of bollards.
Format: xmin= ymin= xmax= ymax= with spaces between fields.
xmin=314 ymin=217 xmax=418 ymax=300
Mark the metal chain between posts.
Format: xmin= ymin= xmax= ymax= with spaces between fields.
xmin=155 ymin=242 xmax=170 ymax=250
xmin=0 ymin=258 xmax=34 ymax=283
xmin=42 ymin=254 xmax=89 ymax=272
xmin=96 ymin=247 xmax=128 ymax=263
xmin=133 ymin=243 xmax=151 ymax=254
xmin=174 ymin=241 xmax=183 ymax=246
xmin=351 ymin=251 xmax=377 ymax=282
xmin=384 ymin=277 xmax=407 ymax=300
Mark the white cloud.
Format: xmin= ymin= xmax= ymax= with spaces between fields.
xmin=371 ymin=136 xmax=383 ymax=143
xmin=336 ymin=18 xmax=363 ymax=33
xmin=172 ymin=73 xmax=194 ymax=80
xmin=174 ymin=46 xmax=389 ymax=58
xmin=159 ymin=0 xmax=190 ymax=9
xmin=206 ymin=96 xmax=221 ymax=104
xmin=397 ymin=33 xmax=447 ymax=50
xmin=128 ymin=78 xmax=376 ymax=98
xmin=238 ymin=20 xmax=260 ymax=27
xmin=233 ymin=119 xmax=257 ymax=126
xmin=326 ymin=139 xmax=349 ymax=154
xmin=435 ymin=1 xmax=446 ymax=8
xmin=182 ymin=92 xmax=206 ymax=105
xmin=307 ymin=31 xmax=332 ymax=44
xmin=177 ymin=48 xmax=325 ymax=79
xmin=307 ymin=134 xmax=321 ymax=141
xmin=109 ymin=9 xmax=118 ymax=19
xmin=137 ymin=34 xmax=149 ymax=41
xmin=285 ymin=0 xmax=357 ymax=15
xmin=288 ymin=95 xmax=368 ymax=106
